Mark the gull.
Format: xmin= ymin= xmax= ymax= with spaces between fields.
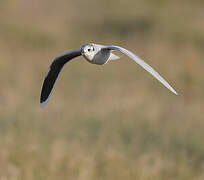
xmin=40 ymin=43 xmax=178 ymax=107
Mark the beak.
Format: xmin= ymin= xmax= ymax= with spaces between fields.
xmin=81 ymin=49 xmax=84 ymax=55
xmin=81 ymin=45 xmax=87 ymax=55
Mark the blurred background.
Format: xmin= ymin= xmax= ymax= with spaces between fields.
xmin=0 ymin=0 xmax=204 ymax=179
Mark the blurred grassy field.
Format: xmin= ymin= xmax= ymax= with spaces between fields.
xmin=0 ymin=0 xmax=204 ymax=179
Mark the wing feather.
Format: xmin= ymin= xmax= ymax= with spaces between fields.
xmin=103 ymin=46 xmax=178 ymax=95
xmin=40 ymin=50 xmax=81 ymax=107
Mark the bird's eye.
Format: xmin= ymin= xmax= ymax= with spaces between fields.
xmin=88 ymin=48 xmax=91 ymax=52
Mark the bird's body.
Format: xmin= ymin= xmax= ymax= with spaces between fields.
xmin=40 ymin=43 xmax=178 ymax=107
xmin=81 ymin=44 xmax=120 ymax=64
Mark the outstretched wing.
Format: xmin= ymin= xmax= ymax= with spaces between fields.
xmin=40 ymin=50 xmax=81 ymax=107
xmin=103 ymin=45 xmax=178 ymax=95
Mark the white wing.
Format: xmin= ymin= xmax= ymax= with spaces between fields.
xmin=103 ymin=45 xmax=178 ymax=95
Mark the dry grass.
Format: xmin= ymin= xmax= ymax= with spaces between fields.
xmin=0 ymin=0 xmax=204 ymax=179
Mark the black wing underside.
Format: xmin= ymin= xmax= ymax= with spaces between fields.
xmin=40 ymin=50 xmax=81 ymax=107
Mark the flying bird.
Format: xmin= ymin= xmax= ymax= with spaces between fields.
xmin=40 ymin=43 xmax=178 ymax=107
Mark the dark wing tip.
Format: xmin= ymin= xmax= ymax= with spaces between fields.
xmin=40 ymin=65 xmax=62 ymax=107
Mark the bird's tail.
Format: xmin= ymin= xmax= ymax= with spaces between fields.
xmin=108 ymin=53 xmax=120 ymax=61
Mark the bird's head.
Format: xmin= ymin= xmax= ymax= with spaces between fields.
xmin=81 ymin=44 xmax=97 ymax=62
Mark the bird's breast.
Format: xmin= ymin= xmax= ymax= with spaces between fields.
xmin=92 ymin=51 xmax=110 ymax=65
